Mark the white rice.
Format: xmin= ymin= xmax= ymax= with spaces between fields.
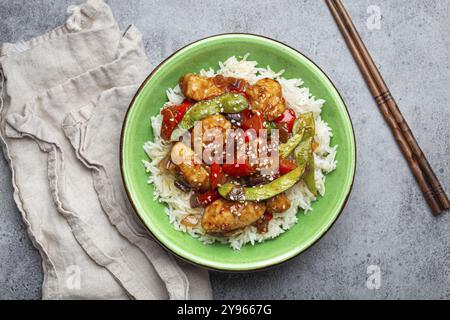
xmin=143 ymin=55 xmax=337 ymax=250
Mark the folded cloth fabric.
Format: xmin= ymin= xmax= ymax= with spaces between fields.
xmin=0 ymin=0 xmax=211 ymax=300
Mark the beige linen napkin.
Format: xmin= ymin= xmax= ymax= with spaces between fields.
xmin=0 ymin=0 xmax=211 ymax=300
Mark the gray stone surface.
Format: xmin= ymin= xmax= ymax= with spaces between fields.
xmin=0 ymin=0 xmax=449 ymax=300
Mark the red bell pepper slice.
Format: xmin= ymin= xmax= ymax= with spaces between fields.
xmin=196 ymin=190 xmax=220 ymax=207
xmin=274 ymin=108 xmax=297 ymax=133
xmin=210 ymin=162 xmax=224 ymax=190
xmin=279 ymin=158 xmax=297 ymax=176
xmin=244 ymin=129 xmax=257 ymax=143
xmin=222 ymin=162 xmax=255 ymax=178
xmin=160 ymin=100 xmax=193 ymax=141
xmin=242 ymin=111 xmax=265 ymax=132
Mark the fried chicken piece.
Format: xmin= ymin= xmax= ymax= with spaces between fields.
xmin=201 ymin=114 xmax=232 ymax=138
xmin=266 ymin=193 xmax=291 ymax=213
xmin=201 ymin=114 xmax=231 ymax=148
xmin=179 ymin=73 xmax=224 ymax=101
xmin=245 ymin=78 xmax=286 ymax=121
xmin=171 ymin=142 xmax=210 ymax=191
xmin=178 ymin=163 xmax=210 ymax=191
xmin=179 ymin=74 xmax=249 ymax=101
xmin=190 ymin=115 xmax=232 ymax=164
xmin=212 ymin=75 xmax=249 ymax=93
xmin=201 ymin=199 xmax=266 ymax=234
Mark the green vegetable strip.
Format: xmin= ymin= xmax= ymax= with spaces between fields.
xmin=293 ymin=113 xmax=317 ymax=196
xmin=292 ymin=118 xmax=303 ymax=135
xmin=170 ymin=93 xmax=249 ymax=140
xmin=305 ymin=156 xmax=317 ymax=196
xmin=293 ymin=112 xmax=315 ymax=138
xmin=301 ymin=113 xmax=317 ymax=196
xmin=218 ymin=165 xmax=306 ymax=202
xmin=279 ymin=129 xmax=305 ymax=159
xmin=294 ymin=138 xmax=313 ymax=167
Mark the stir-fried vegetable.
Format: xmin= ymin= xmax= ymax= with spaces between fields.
xmin=293 ymin=112 xmax=315 ymax=138
xmin=218 ymin=165 xmax=306 ymax=202
xmin=279 ymin=129 xmax=305 ymax=159
xmin=160 ymin=100 xmax=193 ymax=141
xmin=222 ymin=162 xmax=255 ymax=178
xmin=294 ymin=138 xmax=313 ymax=167
xmin=242 ymin=111 xmax=265 ymax=132
xmin=279 ymin=158 xmax=298 ymax=176
xmin=292 ymin=112 xmax=318 ymax=197
xmin=191 ymin=190 xmax=220 ymax=208
xmin=210 ymin=163 xmax=225 ymax=190
xmin=299 ymin=113 xmax=317 ymax=196
xmin=305 ymin=157 xmax=317 ymax=196
xmin=294 ymin=137 xmax=317 ymax=196
xmin=274 ymin=108 xmax=297 ymax=133
xmin=278 ymin=112 xmax=317 ymax=195
xmin=170 ymin=93 xmax=249 ymax=140
xmin=292 ymin=118 xmax=303 ymax=136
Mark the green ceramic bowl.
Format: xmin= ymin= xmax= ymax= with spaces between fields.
xmin=121 ymin=34 xmax=356 ymax=271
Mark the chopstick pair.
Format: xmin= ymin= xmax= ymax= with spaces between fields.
xmin=326 ymin=0 xmax=450 ymax=216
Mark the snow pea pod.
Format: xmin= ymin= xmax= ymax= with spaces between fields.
xmin=294 ymin=137 xmax=317 ymax=196
xmin=292 ymin=112 xmax=315 ymax=138
xmin=279 ymin=129 xmax=305 ymax=159
xmin=218 ymin=165 xmax=306 ymax=202
xmin=170 ymin=93 xmax=249 ymax=140
xmin=294 ymin=138 xmax=313 ymax=167
xmin=293 ymin=113 xmax=317 ymax=196
xmin=305 ymin=156 xmax=317 ymax=196
xmin=278 ymin=113 xmax=314 ymax=158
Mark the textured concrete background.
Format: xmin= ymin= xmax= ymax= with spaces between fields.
xmin=0 ymin=0 xmax=449 ymax=300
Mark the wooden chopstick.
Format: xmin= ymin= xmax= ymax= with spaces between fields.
xmin=331 ymin=0 xmax=450 ymax=214
xmin=326 ymin=0 xmax=449 ymax=215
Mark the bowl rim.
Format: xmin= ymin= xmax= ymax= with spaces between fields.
xmin=120 ymin=33 xmax=357 ymax=272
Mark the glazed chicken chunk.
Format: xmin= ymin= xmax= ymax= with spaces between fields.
xmin=245 ymin=78 xmax=286 ymax=121
xmin=202 ymin=114 xmax=232 ymax=138
xmin=200 ymin=114 xmax=232 ymax=147
xmin=266 ymin=193 xmax=291 ymax=214
xmin=179 ymin=73 xmax=249 ymax=101
xmin=202 ymin=199 xmax=267 ymax=234
xmin=171 ymin=142 xmax=210 ymax=191
xmin=178 ymin=163 xmax=210 ymax=191
xmin=179 ymin=73 xmax=224 ymax=101
xmin=189 ymin=114 xmax=233 ymax=164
